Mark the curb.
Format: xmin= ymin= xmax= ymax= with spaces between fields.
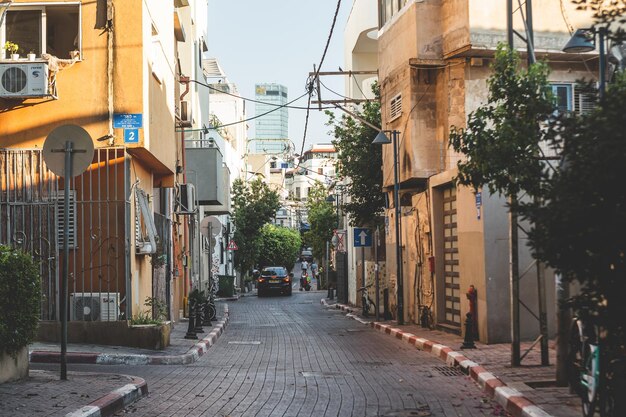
xmin=30 ymin=304 xmax=230 ymax=366
xmin=321 ymin=299 xmax=553 ymax=417
xmin=65 ymin=374 xmax=148 ymax=417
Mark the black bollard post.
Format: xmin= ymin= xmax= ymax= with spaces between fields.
xmin=202 ymin=299 xmax=213 ymax=326
xmin=461 ymin=312 xmax=477 ymax=349
xmin=184 ymin=299 xmax=197 ymax=339
xmin=194 ymin=301 xmax=205 ymax=333
xmin=383 ymin=289 xmax=392 ymax=320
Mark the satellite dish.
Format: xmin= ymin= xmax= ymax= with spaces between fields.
xmin=42 ymin=125 xmax=94 ymax=177
xmin=200 ymin=216 xmax=221 ymax=238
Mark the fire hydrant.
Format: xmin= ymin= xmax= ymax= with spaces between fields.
xmin=461 ymin=285 xmax=478 ymax=349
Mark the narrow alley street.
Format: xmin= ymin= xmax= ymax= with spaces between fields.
xmin=31 ymin=291 xmax=505 ymax=417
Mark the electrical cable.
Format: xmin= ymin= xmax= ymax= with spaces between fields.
xmin=298 ymin=0 xmax=343 ymax=165
xmin=187 ymin=79 xmax=334 ymax=110
xmin=175 ymin=91 xmax=309 ymax=131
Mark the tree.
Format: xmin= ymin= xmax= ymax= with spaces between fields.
xmin=518 ymin=73 xmax=626 ymax=355
xmin=231 ymin=177 xmax=280 ymax=276
xmin=449 ymin=43 xmax=554 ymax=366
xmin=258 ymin=224 xmax=301 ymax=270
xmin=326 ymin=82 xmax=385 ymax=227
xmin=304 ymin=182 xmax=336 ymax=263
xmin=449 ymin=44 xmax=554 ymax=198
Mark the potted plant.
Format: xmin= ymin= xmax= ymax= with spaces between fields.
xmin=27 ymin=50 xmax=36 ymax=61
xmin=4 ymin=41 xmax=19 ymax=60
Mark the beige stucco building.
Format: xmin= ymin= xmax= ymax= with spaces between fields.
xmin=0 ymin=0 xmax=205 ymax=324
xmin=368 ymin=0 xmax=595 ymax=343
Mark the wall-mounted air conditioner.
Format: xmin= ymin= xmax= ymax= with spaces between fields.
xmin=178 ymin=183 xmax=196 ymax=214
xmin=0 ymin=63 xmax=49 ymax=98
xmin=70 ymin=293 xmax=120 ymax=321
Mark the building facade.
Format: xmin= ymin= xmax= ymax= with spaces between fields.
xmin=0 ymin=0 xmax=213 ymax=328
xmin=250 ymin=83 xmax=289 ymax=154
xmin=372 ymin=0 xmax=593 ymax=343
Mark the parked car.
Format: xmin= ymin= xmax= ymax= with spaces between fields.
xmin=300 ymin=250 xmax=313 ymax=262
xmin=257 ymin=266 xmax=292 ymax=296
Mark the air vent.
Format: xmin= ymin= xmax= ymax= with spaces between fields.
xmin=389 ymin=93 xmax=402 ymax=122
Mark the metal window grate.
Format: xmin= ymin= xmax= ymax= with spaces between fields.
xmin=574 ymin=86 xmax=596 ymax=114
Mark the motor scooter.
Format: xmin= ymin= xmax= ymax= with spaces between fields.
xmin=300 ymin=270 xmax=311 ymax=291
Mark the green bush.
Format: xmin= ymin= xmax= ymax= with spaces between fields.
xmin=0 ymin=245 xmax=41 ymax=357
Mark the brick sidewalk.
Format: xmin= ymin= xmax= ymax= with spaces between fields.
xmin=0 ymin=369 xmax=147 ymax=417
xmin=324 ymin=299 xmax=580 ymax=417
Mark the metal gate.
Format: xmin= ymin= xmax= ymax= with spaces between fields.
xmin=0 ymin=148 xmax=127 ymax=320
xmin=442 ymin=185 xmax=461 ymax=328
xmin=336 ymin=251 xmax=349 ymax=304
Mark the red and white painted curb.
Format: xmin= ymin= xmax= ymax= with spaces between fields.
xmin=30 ymin=305 xmax=230 ymax=366
xmin=65 ymin=374 xmax=148 ymax=417
xmin=322 ymin=299 xmax=552 ymax=417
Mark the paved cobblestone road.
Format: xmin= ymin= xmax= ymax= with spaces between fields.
xmin=34 ymin=291 xmax=509 ymax=417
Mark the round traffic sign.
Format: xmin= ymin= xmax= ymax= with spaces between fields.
xmin=42 ymin=125 xmax=94 ymax=177
xmin=200 ymin=216 xmax=221 ymax=238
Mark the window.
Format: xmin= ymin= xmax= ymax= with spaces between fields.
xmin=1 ymin=4 xmax=81 ymax=59
xmin=550 ymin=84 xmax=572 ymax=113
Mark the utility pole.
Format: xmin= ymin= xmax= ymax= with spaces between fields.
xmin=506 ymin=0 xmax=548 ymax=367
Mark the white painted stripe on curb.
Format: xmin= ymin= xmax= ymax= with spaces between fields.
xmin=65 ymin=405 xmax=101 ymax=417
xmin=431 ymin=344 xmax=446 ymax=357
xmin=494 ymin=386 xmax=523 ymax=403
xmin=113 ymin=383 xmax=139 ymax=397
xmin=401 ymin=333 xmax=415 ymax=342
xmin=414 ymin=338 xmax=428 ymax=349
xmin=458 ymin=359 xmax=479 ymax=370
xmin=476 ymin=371 xmax=498 ymax=387
xmin=96 ymin=354 xmax=149 ymax=366
xmin=521 ymin=405 xmax=553 ymax=417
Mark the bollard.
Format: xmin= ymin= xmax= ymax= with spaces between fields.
xmin=461 ymin=312 xmax=476 ymax=349
xmin=202 ymin=299 xmax=213 ymax=326
xmin=184 ymin=300 xmax=198 ymax=339
xmin=383 ymin=289 xmax=392 ymax=320
xmin=194 ymin=301 xmax=205 ymax=333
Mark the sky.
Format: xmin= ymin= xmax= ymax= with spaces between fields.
xmin=207 ymin=0 xmax=351 ymax=154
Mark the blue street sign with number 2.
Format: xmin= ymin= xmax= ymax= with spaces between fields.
xmin=353 ymin=228 xmax=372 ymax=247
xmin=124 ymin=129 xmax=139 ymax=143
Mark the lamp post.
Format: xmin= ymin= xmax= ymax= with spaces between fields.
xmin=372 ymin=130 xmax=404 ymax=325
xmin=563 ymin=27 xmax=607 ymax=100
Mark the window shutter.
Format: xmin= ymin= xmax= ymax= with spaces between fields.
xmin=574 ymin=86 xmax=597 ymax=115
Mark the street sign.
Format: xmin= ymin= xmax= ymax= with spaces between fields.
xmin=353 ymin=228 xmax=372 ymax=247
xmin=227 ymin=240 xmax=238 ymax=250
xmin=200 ymin=216 xmax=221 ymax=238
xmin=42 ymin=125 xmax=94 ymax=177
xmin=124 ymin=128 xmax=139 ymax=143
xmin=113 ymin=113 xmax=143 ymax=129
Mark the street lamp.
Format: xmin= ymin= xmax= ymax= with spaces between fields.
xmin=372 ymin=130 xmax=404 ymax=325
xmin=563 ymin=27 xmax=607 ymax=99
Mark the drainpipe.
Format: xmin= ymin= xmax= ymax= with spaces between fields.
xmin=179 ymin=76 xmax=190 ymax=301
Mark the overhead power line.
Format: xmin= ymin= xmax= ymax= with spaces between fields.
xmin=299 ymin=0 xmax=343 ymax=164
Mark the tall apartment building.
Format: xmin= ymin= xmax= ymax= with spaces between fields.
xmin=250 ymin=83 xmax=289 ymax=154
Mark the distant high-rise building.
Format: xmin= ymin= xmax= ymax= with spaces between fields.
xmin=251 ymin=83 xmax=289 ymax=154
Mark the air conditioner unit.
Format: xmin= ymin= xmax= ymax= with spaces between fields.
xmin=178 ymin=183 xmax=196 ymax=214
xmin=0 ymin=63 xmax=49 ymax=98
xmin=70 ymin=293 xmax=120 ymax=321
xmin=180 ymin=100 xmax=192 ymax=127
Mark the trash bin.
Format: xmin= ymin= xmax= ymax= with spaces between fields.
xmin=217 ymin=275 xmax=235 ymax=297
